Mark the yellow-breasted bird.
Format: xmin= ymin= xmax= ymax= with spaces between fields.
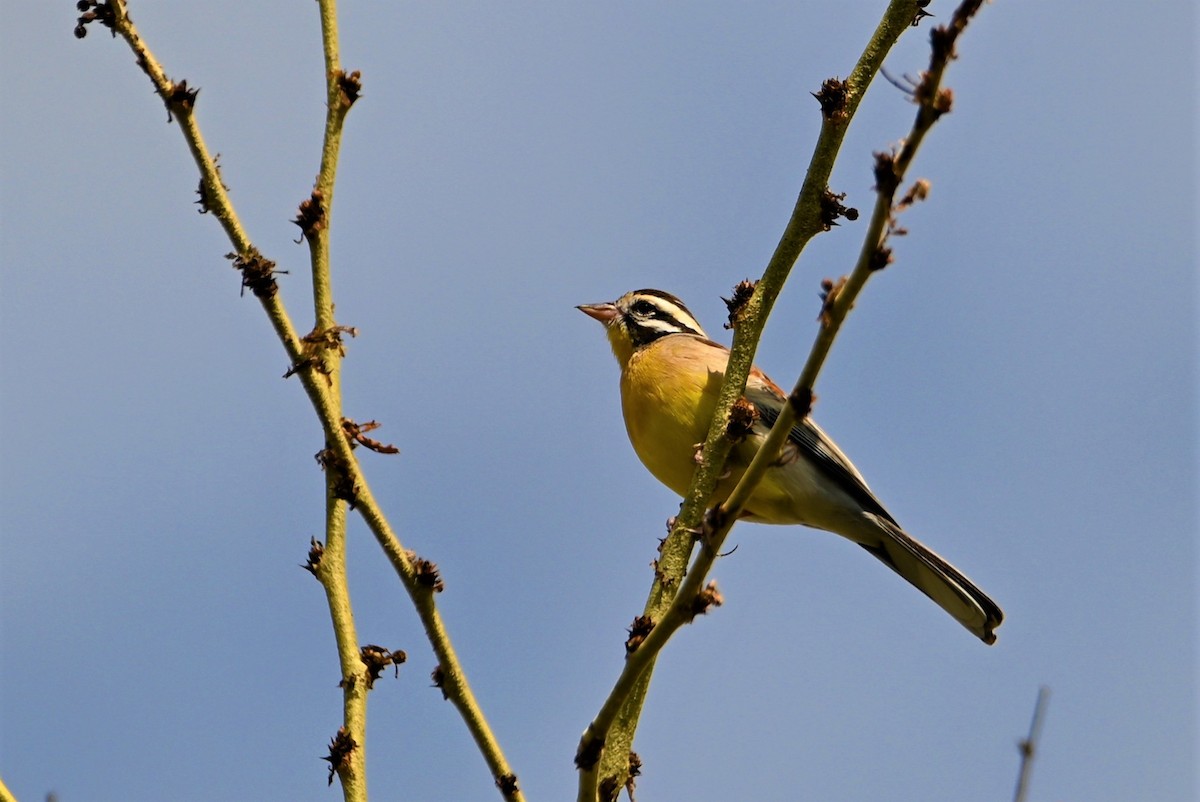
xmin=579 ymin=289 xmax=1003 ymax=644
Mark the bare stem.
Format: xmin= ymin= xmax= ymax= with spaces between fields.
xmin=1013 ymin=686 xmax=1051 ymax=802
xmin=301 ymin=7 xmax=362 ymax=796
xmin=88 ymin=4 xmax=522 ymax=799
xmin=316 ymin=496 xmax=369 ymax=802
xmin=310 ymin=0 xmax=351 ymax=331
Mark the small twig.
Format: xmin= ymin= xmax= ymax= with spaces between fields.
xmin=878 ymin=65 xmax=920 ymax=95
xmin=1013 ymin=686 xmax=1051 ymax=802
xmin=310 ymin=0 xmax=361 ymax=334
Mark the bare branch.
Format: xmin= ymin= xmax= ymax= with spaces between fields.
xmin=1014 ymin=686 xmax=1052 ymax=802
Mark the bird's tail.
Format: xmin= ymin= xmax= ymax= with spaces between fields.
xmin=859 ymin=514 xmax=1003 ymax=644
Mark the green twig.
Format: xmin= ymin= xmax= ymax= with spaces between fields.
xmin=85 ymin=4 xmax=523 ymax=799
xmin=577 ymin=2 xmax=928 ymax=798
xmin=297 ymin=8 xmax=365 ymax=797
xmin=313 ymin=496 xmax=369 ymax=802
xmin=309 ymin=0 xmax=355 ymax=332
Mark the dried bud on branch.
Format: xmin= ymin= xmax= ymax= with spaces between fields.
xmin=811 ymin=77 xmax=850 ymax=121
xmin=625 ymin=615 xmax=655 ymax=655
xmin=819 ymin=189 xmax=859 ymax=230
xmin=722 ymin=279 xmax=757 ymax=330
xmin=322 ymin=727 xmax=357 ymax=786
xmin=302 ymin=537 xmax=325 ymax=576
xmin=226 ymin=249 xmax=285 ymax=298
xmin=359 ymin=644 xmax=406 ymax=688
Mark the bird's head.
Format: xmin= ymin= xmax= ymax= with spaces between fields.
xmin=578 ymin=289 xmax=708 ymax=366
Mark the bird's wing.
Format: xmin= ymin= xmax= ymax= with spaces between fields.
xmin=747 ymin=384 xmax=897 ymax=525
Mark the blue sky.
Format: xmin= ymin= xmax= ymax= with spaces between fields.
xmin=2 ymin=2 xmax=1196 ymax=801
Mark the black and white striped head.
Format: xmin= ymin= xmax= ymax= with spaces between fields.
xmin=578 ymin=289 xmax=708 ymax=365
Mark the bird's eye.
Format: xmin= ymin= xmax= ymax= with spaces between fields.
xmin=631 ymin=300 xmax=656 ymax=316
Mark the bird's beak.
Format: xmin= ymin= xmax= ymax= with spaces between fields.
xmin=577 ymin=302 xmax=620 ymax=325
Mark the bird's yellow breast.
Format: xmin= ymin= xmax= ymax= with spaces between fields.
xmin=617 ymin=333 xmax=825 ymax=525
xmin=619 ymin=335 xmax=726 ymax=497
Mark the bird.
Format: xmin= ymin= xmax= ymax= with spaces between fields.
xmin=578 ymin=288 xmax=1003 ymax=644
